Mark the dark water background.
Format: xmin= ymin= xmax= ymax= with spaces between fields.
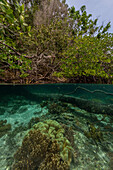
xmin=0 ymin=84 xmax=113 ymax=170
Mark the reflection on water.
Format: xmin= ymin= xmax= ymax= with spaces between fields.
xmin=0 ymin=84 xmax=113 ymax=170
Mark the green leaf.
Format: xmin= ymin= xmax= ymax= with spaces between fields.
xmin=20 ymin=4 xmax=24 ymax=13
xmin=23 ymin=23 xmax=28 ymax=26
xmin=16 ymin=26 xmax=20 ymax=30
xmin=7 ymin=8 xmax=13 ymax=15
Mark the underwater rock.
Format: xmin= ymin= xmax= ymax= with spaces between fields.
xmin=28 ymin=117 xmax=40 ymax=128
xmin=0 ymin=107 xmax=5 ymax=115
xmin=0 ymin=119 xmax=11 ymax=138
xmin=47 ymin=102 xmax=67 ymax=115
xmin=18 ymin=106 xmax=28 ymax=114
xmin=9 ymin=105 xmax=20 ymax=114
xmin=59 ymin=95 xmax=113 ymax=115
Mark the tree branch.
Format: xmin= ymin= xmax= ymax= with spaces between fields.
xmin=0 ymin=41 xmax=33 ymax=59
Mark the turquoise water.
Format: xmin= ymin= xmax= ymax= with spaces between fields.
xmin=0 ymin=84 xmax=113 ymax=170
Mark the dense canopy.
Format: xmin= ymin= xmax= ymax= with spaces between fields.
xmin=0 ymin=0 xmax=113 ymax=84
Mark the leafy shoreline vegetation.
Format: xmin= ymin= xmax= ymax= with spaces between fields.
xmin=0 ymin=0 xmax=113 ymax=84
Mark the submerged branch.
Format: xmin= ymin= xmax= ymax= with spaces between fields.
xmin=64 ymin=86 xmax=113 ymax=96
xmin=7 ymin=86 xmax=113 ymax=115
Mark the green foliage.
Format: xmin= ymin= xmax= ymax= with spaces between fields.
xmin=8 ymin=0 xmax=42 ymax=26
xmin=0 ymin=0 xmax=31 ymax=77
xmin=53 ymin=33 xmax=113 ymax=79
xmin=24 ymin=18 xmax=70 ymax=56
xmin=52 ymin=5 xmax=113 ymax=81
xmin=69 ymin=5 xmax=111 ymax=37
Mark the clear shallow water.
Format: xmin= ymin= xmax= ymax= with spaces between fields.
xmin=0 ymin=84 xmax=113 ymax=170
